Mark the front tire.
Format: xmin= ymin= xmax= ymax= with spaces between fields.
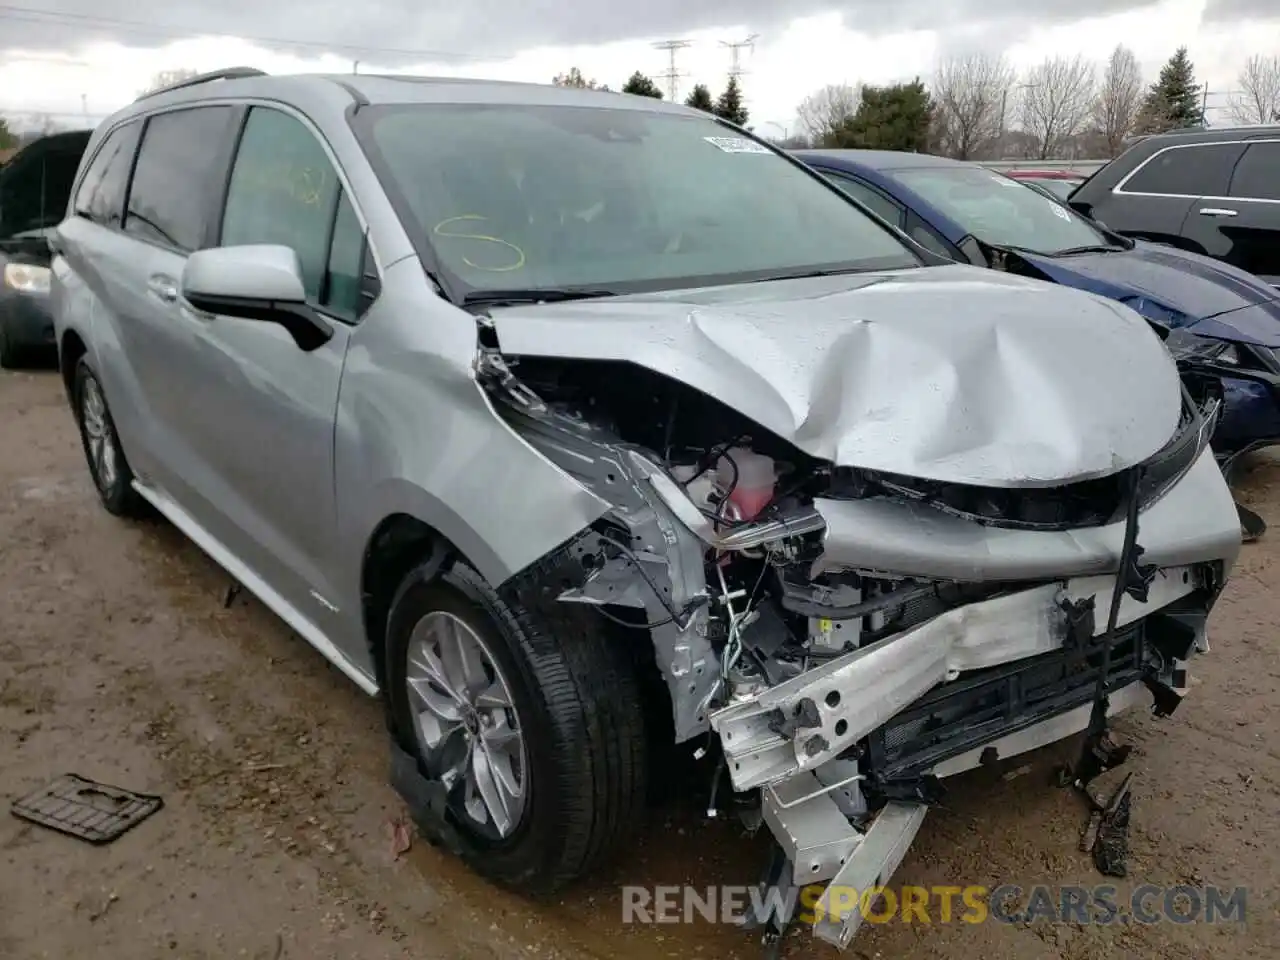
xmin=72 ymin=359 xmax=146 ymax=518
xmin=384 ymin=554 xmax=648 ymax=894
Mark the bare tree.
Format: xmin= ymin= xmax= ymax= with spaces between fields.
xmin=552 ymin=67 xmax=608 ymax=91
xmin=795 ymin=83 xmax=861 ymax=146
xmin=24 ymin=112 xmax=58 ymax=136
xmin=1019 ymin=55 xmax=1097 ymax=159
xmin=932 ymin=53 xmax=1014 ymax=160
xmin=1227 ymin=54 xmax=1280 ymax=125
xmin=1091 ymin=45 xmax=1143 ymax=157
xmin=139 ymin=68 xmax=200 ymax=96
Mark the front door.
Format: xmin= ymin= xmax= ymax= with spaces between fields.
xmin=171 ymin=105 xmax=373 ymax=667
xmin=1187 ymin=139 xmax=1280 ymax=283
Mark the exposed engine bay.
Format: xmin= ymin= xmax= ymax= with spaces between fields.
xmin=476 ymin=333 xmax=1237 ymax=951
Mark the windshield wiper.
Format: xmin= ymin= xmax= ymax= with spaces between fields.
xmin=754 ymin=265 xmax=886 ymax=283
xmin=461 ymin=287 xmax=619 ymax=307
xmin=1047 ymin=244 xmax=1125 ymax=256
xmin=988 ymin=242 xmax=1123 ymax=259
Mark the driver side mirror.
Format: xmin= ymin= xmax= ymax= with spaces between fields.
xmin=181 ymin=244 xmax=333 ymax=351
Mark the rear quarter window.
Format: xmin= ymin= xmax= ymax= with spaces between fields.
xmin=72 ymin=122 xmax=142 ymax=228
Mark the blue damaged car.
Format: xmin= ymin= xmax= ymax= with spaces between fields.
xmin=794 ymin=149 xmax=1280 ymax=473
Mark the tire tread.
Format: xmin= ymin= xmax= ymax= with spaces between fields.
xmin=72 ymin=359 xmax=148 ymax=519
xmin=389 ymin=545 xmax=649 ymax=893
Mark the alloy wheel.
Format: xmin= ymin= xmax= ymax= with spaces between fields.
xmin=80 ymin=375 xmax=119 ymax=493
xmin=405 ymin=611 xmax=527 ymax=838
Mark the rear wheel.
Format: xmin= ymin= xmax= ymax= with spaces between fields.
xmin=73 ymin=359 xmax=146 ymax=518
xmin=384 ymin=554 xmax=648 ymax=893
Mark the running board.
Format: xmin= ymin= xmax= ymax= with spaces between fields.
xmin=811 ymin=802 xmax=928 ymax=950
xmin=130 ymin=480 xmax=379 ymax=696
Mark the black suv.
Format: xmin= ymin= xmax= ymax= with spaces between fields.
xmin=1069 ymin=126 xmax=1280 ymax=287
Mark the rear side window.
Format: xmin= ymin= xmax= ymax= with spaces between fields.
xmin=1121 ymin=143 xmax=1245 ymax=197
xmin=221 ymin=106 xmax=366 ymax=319
xmin=1229 ymin=142 xmax=1280 ymax=202
xmin=125 ymin=106 xmax=232 ymax=252
xmin=820 ymin=170 xmax=905 ymax=227
xmin=73 ymin=122 xmax=141 ymax=227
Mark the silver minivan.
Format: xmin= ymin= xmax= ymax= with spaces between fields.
xmin=52 ymin=68 xmax=1241 ymax=952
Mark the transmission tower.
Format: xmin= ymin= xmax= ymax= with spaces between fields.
xmin=719 ymin=33 xmax=759 ymax=83
xmin=652 ymin=39 xmax=693 ymax=101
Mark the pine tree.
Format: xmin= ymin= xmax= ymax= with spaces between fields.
xmin=713 ymin=77 xmax=750 ymax=126
xmin=831 ymin=78 xmax=934 ymax=151
xmin=684 ymin=84 xmax=715 ymax=112
xmin=1137 ymin=47 xmax=1204 ymax=132
xmin=621 ymin=71 xmax=663 ymax=99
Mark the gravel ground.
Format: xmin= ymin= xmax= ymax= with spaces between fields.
xmin=2 ymin=365 xmax=1278 ymax=960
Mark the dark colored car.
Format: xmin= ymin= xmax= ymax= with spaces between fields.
xmin=0 ymin=128 xmax=91 ymax=368
xmin=1004 ymin=169 xmax=1085 ymax=199
xmin=1067 ymin=126 xmax=1280 ymax=288
xmin=1018 ymin=178 xmax=1075 ymax=203
xmin=793 ymin=149 xmax=1280 ymax=467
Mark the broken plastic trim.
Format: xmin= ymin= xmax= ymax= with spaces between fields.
xmin=10 ymin=774 xmax=163 ymax=844
xmin=483 ymin=365 xmax=722 ymax=742
xmin=709 ymin=565 xmax=1202 ymax=792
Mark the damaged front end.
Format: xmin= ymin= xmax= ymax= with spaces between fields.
xmin=477 ymin=316 xmax=1239 ymax=952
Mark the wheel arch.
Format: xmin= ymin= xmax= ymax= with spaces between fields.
xmin=359 ymin=512 xmax=456 ymax=691
xmin=356 ymin=506 xmax=674 ymax=746
xmin=59 ymin=327 xmax=88 ymax=403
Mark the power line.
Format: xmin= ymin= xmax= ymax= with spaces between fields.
xmin=719 ymin=34 xmax=758 ymax=83
xmin=0 ymin=53 xmax=90 ymax=66
xmin=1200 ymin=87 xmax=1248 ymax=125
xmin=0 ymin=4 xmax=502 ymax=63
xmin=0 ymin=108 xmax=110 ymax=121
xmin=652 ymin=39 xmax=692 ymax=102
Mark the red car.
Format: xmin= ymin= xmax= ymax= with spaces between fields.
xmin=1004 ymin=169 xmax=1086 ymax=199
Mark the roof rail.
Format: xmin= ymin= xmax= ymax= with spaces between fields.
xmin=134 ymin=66 xmax=268 ymax=102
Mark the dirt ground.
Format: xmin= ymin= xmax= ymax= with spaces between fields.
xmin=2 ymin=365 xmax=1279 ymax=960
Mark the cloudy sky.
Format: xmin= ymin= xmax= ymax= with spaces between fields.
xmin=1 ymin=0 xmax=1278 ymax=134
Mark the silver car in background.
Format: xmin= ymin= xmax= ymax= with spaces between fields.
xmin=52 ymin=68 xmax=1241 ymax=951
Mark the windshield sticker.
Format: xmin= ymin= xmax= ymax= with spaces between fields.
xmin=704 ymin=136 xmax=772 ymax=154
xmin=1049 ymin=202 xmax=1072 ymax=221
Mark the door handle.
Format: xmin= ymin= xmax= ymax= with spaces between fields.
xmin=147 ymin=276 xmax=179 ymax=303
xmin=1198 ymin=207 xmax=1238 ymax=217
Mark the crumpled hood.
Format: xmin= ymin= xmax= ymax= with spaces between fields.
xmin=490 ymin=265 xmax=1183 ymax=488
xmin=1015 ymin=241 xmax=1280 ymax=347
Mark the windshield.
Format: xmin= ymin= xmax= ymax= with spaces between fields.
xmin=893 ymin=166 xmax=1111 ymax=255
xmin=354 ymin=103 xmax=919 ymax=297
xmin=1022 ymin=178 xmax=1081 ymax=199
